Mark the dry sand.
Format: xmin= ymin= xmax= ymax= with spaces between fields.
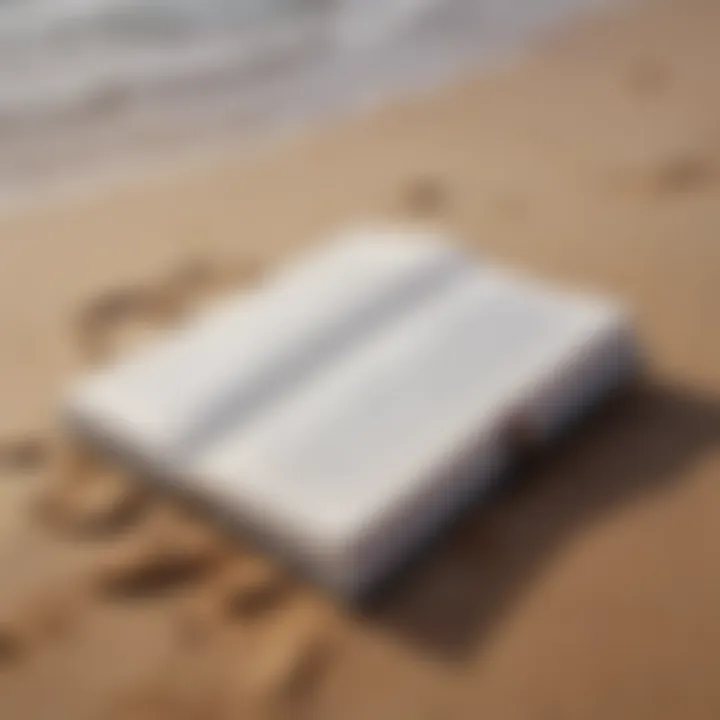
xmin=1 ymin=0 xmax=719 ymax=717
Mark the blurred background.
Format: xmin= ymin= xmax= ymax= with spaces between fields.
xmin=1 ymin=0 xmax=719 ymax=719
xmin=0 ymin=0 xmax=605 ymax=198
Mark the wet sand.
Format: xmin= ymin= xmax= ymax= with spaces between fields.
xmin=1 ymin=0 xmax=719 ymax=718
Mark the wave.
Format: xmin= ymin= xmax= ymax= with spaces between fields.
xmin=0 ymin=0 xmax=609 ymax=192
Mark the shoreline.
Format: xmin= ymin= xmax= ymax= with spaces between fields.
xmin=0 ymin=0 xmax=614 ymax=217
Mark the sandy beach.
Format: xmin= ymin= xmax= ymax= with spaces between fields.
xmin=0 ymin=0 xmax=719 ymax=717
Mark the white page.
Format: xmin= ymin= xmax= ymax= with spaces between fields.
xmin=68 ymin=226 xmax=469 ymax=462
xmin=193 ymin=270 xmax=626 ymax=564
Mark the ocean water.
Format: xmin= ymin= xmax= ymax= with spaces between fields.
xmin=0 ymin=0 xmax=609 ymax=197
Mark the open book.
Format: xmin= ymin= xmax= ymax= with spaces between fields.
xmin=66 ymin=225 xmax=639 ymax=598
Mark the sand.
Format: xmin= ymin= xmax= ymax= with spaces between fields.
xmin=0 ymin=0 xmax=719 ymax=717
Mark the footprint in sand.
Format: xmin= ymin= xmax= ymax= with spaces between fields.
xmin=212 ymin=558 xmax=291 ymax=620
xmin=74 ymin=285 xmax=158 ymax=364
xmin=95 ymin=512 xmax=333 ymax=712
xmin=0 ymin=434 xmax=49 ymax=476
xmin=185 ymin=255 xmax=267 ymax=299
xmin=176 ymin=556 xmax=293 ymax=647
xmin=91 ymin=535 xmax=217 ymax=599
xmin=608 ymin=151 xmax=717 ymax=200
xmin=44 ymin=469 xmax=149 ymax=539
xmin=157 ymin=253 xmax=267 ymax=309
xmin=648 ymin=152 xmax=716 ymax=194
xmin=90 ymin=504 xmax=232 ymax=599
xmin=75 ymin=255 xmax=265 ymax=365
xmin=35 ymin=442 xmax=150 ymax=539
xmin=164 ymin=256 xmax=226 ymax=300
xmin=0 ymin=619 xmax=26 ymax=666
xmin=404 ymin=175 xmax=447 ymax=218
xmin=74 ymin=273 xmax=198 ymax=365
xmin=158 ymin=255 xmax=261 ymax=319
